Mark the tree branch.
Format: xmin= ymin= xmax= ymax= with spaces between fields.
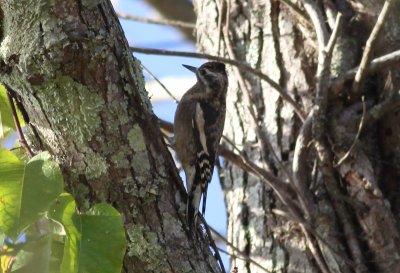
xmin=142 ymin=0 xmax=196 ymax=41
xmin=130 ymin=46 xmax=306 ymax=121
xmin=209 ymin=225 xmax=272 ymax=273
xmin=335 ymin=96 xmax=366 ymax=166
xmin=331 ymin=49 xmax=400 ymax=96
xmin=117 ymin=12 xmax=195 ymax=29
xmin=351 ymin=0 xmax=394 ymax=94
xmin=141 ymin=63 xmax=179 ymax=103
xmin=301 ymin=3 xmax=353 ymax=271
xmin=5 ymin=87 xmax=34 ymax=158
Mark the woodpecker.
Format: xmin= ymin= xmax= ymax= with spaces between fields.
xmin=174 ymin=61 xmax=228 ymax=228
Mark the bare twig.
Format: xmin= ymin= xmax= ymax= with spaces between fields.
xmin=221 ymin=136 xmax=297 ymax=202
xmin=302 ymin=0 xmax=329 ymax=49
xmin=159 ymin=115 xmax=356 ymax=269
xmin=217 ymin=247 xmax=271 ymax=272
xmin=292 ymin=113 xmax=316 ymax=219
xmin=215 ymin=0 xmax=227 ymax=54
xmin=278 ymin=0 xmax=312 ymax=28
xmin=301 ymin=4 xmax=353 ymax=271
xmin=158 ymin=117 xmax=297 ymax=209
xmin=331 ymin=49 xmax=400 ymax=95
xmin=198 ymin=215 xmax=226 ymax=273
xmin=6 ymin=89 xmax=34 ymax=158
xmin=291 ymin=13 xmax=343 ymax=219
xmin=325 ymin=13 xmax=343 ymax=55
xmin=130 ymin=46 xmax=306 ymax=120
xmin=322 ymin=0 xmax=338 ymax=29
xmin=365 ymin=93 xmax=400 ymax=125
xmin=141 ymin=63 xmax=179 ymax=103
xmin=209 ymin=225 xmax=272 ymax=273
xmin=302 ymin=225 xmax=330 ymax=273
xmin=222 ymin=0 xmax=299 ymax=188
xmin=352 ymin=0 xmax=394 ymax=94
xmin=117 ymin=12 xmax=195 ymax=29
xmin=335 ymin=96 xmax=366 ymax=166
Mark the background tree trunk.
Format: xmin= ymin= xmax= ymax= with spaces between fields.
xmin=0 ymin=1 xmax=220 ymax=272
xmin=194 ymin=0 xmax=400 ymax=272
xmin=143 ymin=0 xmax=196 ymax=41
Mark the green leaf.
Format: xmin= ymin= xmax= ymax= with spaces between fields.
xmin=48 ymin=194 xmax=77 ymax=273
xmin=9 ymin=235 xmax=52 ymax=273
xmin=0 ymin=149 xmax=64 ymax=238
xmin=0 ymin=85 xmax=25 ymax=141
xmin=0 ymin=231 xmax=4 ymax=246
xmin=49 ymin=194 xmax=126 ymax=273
xmin=48 ymin=238 xmax=64 ymax=273
xmin=79 ymin=204 xmax=126 ymax=273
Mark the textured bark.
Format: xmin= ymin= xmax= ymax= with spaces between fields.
xmin=194 ymin=0 xmax=400 ymax=272
xmin=0 ymin=0 xmax=219 ymax=272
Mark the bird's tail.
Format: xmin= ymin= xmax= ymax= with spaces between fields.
xmin=186 ymin=154 xmax=212 ymax=229
xmin=201 ymin=181 xmax=209 ymax=217
xmin=187 ymin=184 xmax=202 ymax=228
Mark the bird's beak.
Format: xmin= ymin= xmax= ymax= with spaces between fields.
xmin=182 ymin=64 xmax=198 ymax=74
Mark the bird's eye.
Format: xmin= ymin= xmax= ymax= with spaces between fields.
xmin=199 ymin=68 xmax=206 ymax=75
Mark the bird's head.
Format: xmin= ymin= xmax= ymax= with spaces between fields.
xmin=183 ymin=61 xmax=228 ymax=94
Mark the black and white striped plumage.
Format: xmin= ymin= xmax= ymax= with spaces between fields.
xmin=174 ymin=61 xmax=228 ymax=228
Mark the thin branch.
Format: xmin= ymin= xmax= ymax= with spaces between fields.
xmin=292 ymin=113 xmax=316 ymax=219
xmin=116 ymin=12 xmax=195 ymax=29
xmin=209 ymin=225 xmax=272 ymax=273
xmin=220 ymin=136 xmax=298 ymax=201
xmin=6 ymin=89 xmax=34 ymax=158
xmin=278 ymin=0 xmax=312 ymax=28
xmin=158 ymin=117 xmax=356 ymax=270
xmin=217 ymin=248 xmax=260 ymax=271
xmin=198 ymin=215 xmax=226 ymax=273
xmin=291 ymin=13 xmax=343 ymax=219
xmin=365 ymin=92 xmax=400 ymax=125
xmin=325 ymin=13 xmax=343 ymax=54
xmin=322 ymin=0 xmax=338 ymax=30
xmin=222 ymin=0 xmax=280 ymax=176
xmin=302 ymin=225 xmax=330 ymax=273
xmin=301 ymin=4 xmax=353 ymax=271
xmin=352 ymin=0 xmax=394 ymax=94
xmin=271 ymin=208 xmax=357 ymax=270
xmin=158 ymin=115 xmax=296 ymax=196
xmin=141 ymin=0 xmax=196 ymax=41
xmin=215 ymin=0 xmax=227 ymax=55
xmin=301 ymin=0 xmax=329 ymax=48
xmin=335 ymin=96 xmax=366 ymax=166
xmin=130 ymin=46 xmax=306 ymax=121
xmin=141 ymin=63 xmax=179 ymax=103
xmin=222 ymin=2 xmax=300 ymax=189
xmin=331 ymin=49 xmax=400 ymax=96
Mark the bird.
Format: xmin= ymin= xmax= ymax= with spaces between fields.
xmin=174 ymin=61 xmax=228 ymax=229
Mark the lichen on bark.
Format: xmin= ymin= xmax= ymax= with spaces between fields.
xmin=0 ymin=1 xmax=223 ymax=272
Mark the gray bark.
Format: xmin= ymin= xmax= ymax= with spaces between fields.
xmin=194 ymin=0 xmax=400 ymax=272
xmin=0 ymin=0 xmax=219 ymax=272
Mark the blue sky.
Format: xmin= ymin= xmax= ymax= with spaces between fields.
xmin=115 ymin=0 xmax=202 ymax=78
xmin=113 ymin=0 xmax=229 ymax=266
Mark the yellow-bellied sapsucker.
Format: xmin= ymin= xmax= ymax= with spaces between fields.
xmin=174 ymin=61 xmax=228 ymax=228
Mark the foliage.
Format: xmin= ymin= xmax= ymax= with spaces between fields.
xmin=0 ymin=84 xmax=127 ymax=273
xmin=0 ymin=84 xmax=24 ymax=145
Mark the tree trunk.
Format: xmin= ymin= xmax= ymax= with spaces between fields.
xmin=0 ymin=1 xmax=220 ymax=272
xmin=194 ymin=0 xmax=400 ymax=272
xmin=143 ymin=0 xmax=196 ymax=42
